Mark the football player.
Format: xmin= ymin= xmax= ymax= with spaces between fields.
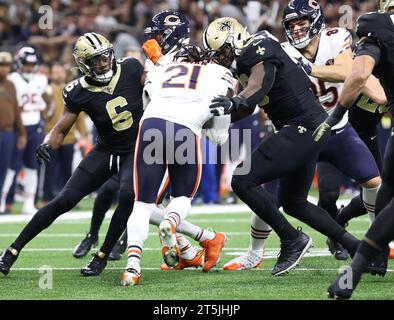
xmin=121 ymin=45 xmax=235 ymax=286
xmin=204 ymin=17 xmax=360 ymax=276
xmin=313 ymin=0 xmax=394 ymax=299
xmin=0 ymin=33 xmax=144 ymax=277
xmin=224 ymin=0 xmax=385 ymax=269
xmin=0 ymin=46 xmax=52 ymax=215
xmin=73 ymin=11 xmax=229 ymax=270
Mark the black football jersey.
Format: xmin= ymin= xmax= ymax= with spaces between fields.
xmin=235 ymin=31 xmax=327 ymax=130
xmin=355 ymin=12 xmax=394 ymax=112
xmin=63 ymin=57 xmax=144 ymax=154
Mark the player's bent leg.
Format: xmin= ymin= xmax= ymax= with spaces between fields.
xmin=360 ymin=176 xmax=381 ymax=224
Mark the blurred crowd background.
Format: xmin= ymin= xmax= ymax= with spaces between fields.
xmin=0 ymin=0 xmax=392 ymax=213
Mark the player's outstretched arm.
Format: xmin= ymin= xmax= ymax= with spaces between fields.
xmin=43 ymin=106 xmax=78 ymax=149
xmin=313 ymin=54 xmax=377 ymax=141
xmin=362 ymin=74 xmax=387 ymax=106
xmin=311 ymin=48 xmax=353 ymax=83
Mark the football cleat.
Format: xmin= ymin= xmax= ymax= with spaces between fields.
xmin=389 ymin=242 xmax=394 ymax=259
xmin=272 ymin=231 xmax=312 ymax=276
xmin=223 ymin=251 xmax=263 ymax=271
xmin=326 ymin=237 xmax=350 ymax=261
xmin=81 ymin=253 xmax=107 ymax=276
xmin=160 ymin=248 xmax=205 ymax=270
xmin=327 ymin=267 xmax=362 ymax=300
xmin=108 ymin=237 xmax=127 ymax=261
xmin=73 ymin=233 xmax=98 ymax=258
xmin=121 ymin=268 xmax=141 ymax=286
xmin=365 ymin=246 xmax=390 ymax=277
xmin=200 ymin=232 xmax=227 ymax=272
xmin=0 ymin=248 xmax=18 ymax=276
xmin=159 ymin=220 xmax=181 ymax=267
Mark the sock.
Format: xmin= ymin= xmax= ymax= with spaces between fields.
xmin=362 ymin=184 xmax=380 ymax=224
xmin=194 ymin=228 xmax=215 ymax=243
xmin=339 ymin=232 xmax=360 ymax=257
xmin=90 ymin=193 xmax=114 ymax=236
xmin=249 ymin=213 xmax=272 ymax=257
xmin=351 ymin=240 xmax=381 ymax=273
xmin=336 ymin=195 xmax=366 ymax=227
xmin=176 ymin=234 xmax=197 ymax=260
xmin=165 ymin=196 xmax=191 ymax=228
xmin=22 ymin=168 xmax=37 ymax=211
xmin=126 ymin=201 xmax=154 ymax=273
xmin=0 ymin=169 xmax=15 ymax=212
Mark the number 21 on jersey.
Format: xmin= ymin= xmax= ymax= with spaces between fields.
xmin=162 ymin=64 xmax=202 ymax=89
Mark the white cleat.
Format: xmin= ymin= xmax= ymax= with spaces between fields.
xmin=121 ymin=268 xmax=141 ymax=286
xmin=159 ymin=220 xmax=180 ymax=268
xmin=223 ymin=251 xmax=263 ymax=271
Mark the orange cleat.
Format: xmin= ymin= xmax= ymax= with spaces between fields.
xmin=200 ymin=232 xmax=227 ymax=272
xmin=160 ymin=249 xmax=205 ymax=270
xmin=121 ymin=268 xmax=141 ymax=286
xmin=389 ymin=242 xmax=394 ymax=259
xmin=159 ymin=220 xmax=181 ymax=267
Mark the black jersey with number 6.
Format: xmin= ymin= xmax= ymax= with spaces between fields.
xmin=235 ymin=31 xmax=327 ymax=130
xmin=355 ymin=12 xmax=394 ymax=112
xmin=63 ymin=57 xmax=144 ymax=154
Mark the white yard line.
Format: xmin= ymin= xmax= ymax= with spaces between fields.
xmin=0 ymin=196 xmax=356 ymax=224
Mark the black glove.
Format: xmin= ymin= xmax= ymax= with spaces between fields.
xmin=209 ymin=95 xmax=248 ymax=116
xmin=36 ymin=144 xmax=52 ymax=165
xmin=312 ymin=103 xmax=347 ymax=142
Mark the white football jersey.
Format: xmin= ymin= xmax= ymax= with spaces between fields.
xmin=8 ymin=72 xmax=48 ymax=126
xmin=281 ymin=27 xmax=352 ymax=130
xmin=143 ymin=61 xmax=236 ymax=135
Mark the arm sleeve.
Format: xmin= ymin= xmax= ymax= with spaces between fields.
xmin=355 ymin=39 xmax=381 ymax=65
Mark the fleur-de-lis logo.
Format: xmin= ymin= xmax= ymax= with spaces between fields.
xmin=298 ymin=125 xmax=307 ymax=134
xmin=219 ymin=21 xmax=232 ymax=31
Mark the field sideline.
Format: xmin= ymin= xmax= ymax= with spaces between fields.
xmin=0 ymin=197 xmax=393 ymax=300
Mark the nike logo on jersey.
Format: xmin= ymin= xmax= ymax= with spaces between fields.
xmin=370 ymin=135 xmax=377 ymax=140
xmin=252 ymin=40 xmax=262 ymax=46
xmin=336 ymin=129 xmax=345 ymax=134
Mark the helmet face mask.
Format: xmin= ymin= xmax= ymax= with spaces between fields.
xmin=73 ymin=33 xmax=115 ymax=83
xmin=144 ymin=10 xmax=190 ymax=54
xmin=282 ymin=0 xmax=325 ymax=49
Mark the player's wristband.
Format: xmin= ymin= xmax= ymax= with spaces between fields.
xmin=326 ymin=103 xmax=347 ymax=127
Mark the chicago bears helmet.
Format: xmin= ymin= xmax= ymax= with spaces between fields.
xmin=144 ymin=10 xmax=190 ymax=54
xmin=282 ymin=0 xmax=325 ymax=49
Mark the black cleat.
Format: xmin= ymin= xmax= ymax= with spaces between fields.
xmin=326 ymin=237 xmax=350 ymax=261
xmin=81 ymin=253 xmax=107 ymax=277
xmin=272 ymin=231 xmax=312 ymax=276
xmin=365 ymin=246 xmax=390 ymax=277
xmin=73 ymin=233 xmax=98 ymax=258
xmin=327 ymin=266 xmax=361 ymax=300
xmin=108 ymin=238 xmax=127 ymax=261
xmin=0 ymin=248 xmax=18 ymax=276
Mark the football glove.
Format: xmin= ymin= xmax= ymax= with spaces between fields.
xmin=142 ymin=39 xmax=163 ymax=64
xmin=36 ymin=144 xmax=51 ymax=165
xmin=209 ymin=95 xmax=248 ymax=116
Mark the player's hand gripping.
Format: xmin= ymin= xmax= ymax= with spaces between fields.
xmin=142 ymin=39 xmax=163 ymax=64
xmin=36 ymin=144 xmax=52 ymax=165
xmin=209 ymin=95 xmax=248 ymax=116
xmin=295 ymin=57 xmax=312 ymax=75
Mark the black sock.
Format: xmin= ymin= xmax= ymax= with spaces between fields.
xmin=351 ymin=240 xmax=381 ymax=273
xmin=336 ymin=195 xmax=366 ymax=227
xmin=339 ymin=232 xmax=360 ymax=257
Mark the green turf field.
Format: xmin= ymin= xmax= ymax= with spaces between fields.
xmin=0 ymin=204 xmax=393 ymax=300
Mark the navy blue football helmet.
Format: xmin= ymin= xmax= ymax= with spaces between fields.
xmin=14 ymin=46 xmax=39 ymax=69
xmin=282 ymin=0 xmax=325 ymax=49
xmin=144 ymin=10 xmax=190 ymax=54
